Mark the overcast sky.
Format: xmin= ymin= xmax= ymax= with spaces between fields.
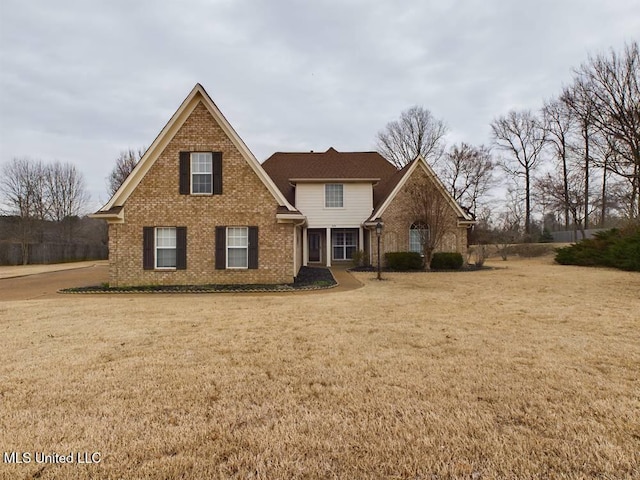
xmin=1 ymin=0 xmax=638 ymax=210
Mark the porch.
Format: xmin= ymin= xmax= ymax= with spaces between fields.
xmin=302 ymin=227 xmax=370 ymax=267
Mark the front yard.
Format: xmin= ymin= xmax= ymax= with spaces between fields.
xmin=1 ymin=256 xmax=638 ymax=479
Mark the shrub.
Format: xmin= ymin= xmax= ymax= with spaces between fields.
xmin=473 ymin=244 xmax=488 ymax=267
xmin=385 ymin=252 xmax=423 ymax=271
xmin=606 ymin=230 xmax=640 ymax=271
xmin=555 ymin=225 xmax=640 ymax=271
xmin=430 ymin=252 xmax=464 ymax=270
xmin=351 ymin=250 xmax=368 ymax=268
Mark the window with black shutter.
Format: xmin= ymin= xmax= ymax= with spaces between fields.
xmin=214 ymin=226 xmax=258 ymax=270
xmin=143 ymin=227 xmax=186 ymax=270
xmin=179 ymin=152 xmax=222 ymax=195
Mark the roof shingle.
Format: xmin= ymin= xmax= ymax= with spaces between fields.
xmin=262 ymin=148 xmax=400 ymax=208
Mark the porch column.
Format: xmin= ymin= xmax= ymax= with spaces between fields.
xmin=326 ymin=228 xmax=332 ymax=267
xmin=302 ymin=227 xmax=308 ymax=267
xmin=358 ymin=227 xmax=364 ymax=255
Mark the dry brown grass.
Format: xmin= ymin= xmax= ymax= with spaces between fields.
xmin=1 ymin=256 xmax=639 ymax=479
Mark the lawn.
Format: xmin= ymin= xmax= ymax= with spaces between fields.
xmin=0 ymin=256 xmax=638 ymax=479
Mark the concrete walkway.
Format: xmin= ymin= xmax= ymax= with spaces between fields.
xmin=328 ymin=266 xmax=364 ymax=293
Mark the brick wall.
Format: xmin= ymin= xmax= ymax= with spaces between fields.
xmin=109 ymin=101 xmax=294 ymax=287
xmin=371 ymin=166 xmax=469 ymax=266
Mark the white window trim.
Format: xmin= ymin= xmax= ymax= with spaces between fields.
xmin=190 ymin=152 xmax=213 ymax=195
xmin=324 ymin=183 xmax=344 ymax=209
xmin=155 ymin=227 xmax=177 ymax=270
xmin=332 ymin=229 xmax=357 ymax=261
xmin=226 ymin=226 xmax=249 ymax=269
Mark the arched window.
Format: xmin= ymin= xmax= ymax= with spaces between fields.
xmin=409 ymin=222 xmax=429 ymax=254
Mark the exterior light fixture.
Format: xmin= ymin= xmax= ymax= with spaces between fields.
xmin=375 ymin=221 xmax=383 ymax=280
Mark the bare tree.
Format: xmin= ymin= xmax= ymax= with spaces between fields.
xmin=0 ymin=158 xmax=47 ymax=263
xmin=542 ymin=98 xmax=577 ymax=229
xmin=405 ymin=175 xmax=452 ymax=270
xmin=589 ymin=132 xmax=621 ymax=226
xmin=45 ymin=161 xmax=90 ymax=241
xmin=467 ymin=205 xmax=493 ymax=266
xmin=573 ymin=41 xmax=640 ymax=219
xmin=376 ymin=106 xmax=448 ymax=168
xmin=491 ymin=110 xmax=547 ymax=237
xmin=494 ymin=185 xmax=524 ymax=260
xmin=560 ymin=79 xmax=597 ymax=229
xmin=107 ymin=147 xmax=145 ymax=197
xmin=439 ymin=142 xmax=495 ymax=220
xmin=536 ymin=171 xmax=590 ymax=241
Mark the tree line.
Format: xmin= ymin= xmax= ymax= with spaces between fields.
xmin=0 ymin=148 xmax=147 ymax=264
xmin=2 ymin=42 xmax=636 ymax=264
xmin=377 ymin=41 xmax=639 ymax=242
xmin=0 ymin=158 xmax=101 ymax=264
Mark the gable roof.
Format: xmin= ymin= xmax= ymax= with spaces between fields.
xmin=94 ymin=84 xmax=296 ymax=219
xmin=370 ymin=155 xmax=475 ymax=223
xmin=262 ymin=147 xmax=398 ymax=207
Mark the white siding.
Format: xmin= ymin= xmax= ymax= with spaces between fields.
xmin=296 ymin=183 xmax=373 ymax=228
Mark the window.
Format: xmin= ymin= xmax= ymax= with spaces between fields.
xmin=409 ymin=222 xmax=429 ymax=254
xmin=325 ymin=184 xmax=343 ymax=208
xmin=332 ymin=229 xmax=357 ymax=260
xmin=143 ymin=227 xmax=186 ymax=270
xmin=191 ymin=152 xmax=212 ymax=194
xmin=179 ymin=151 xmax=222 ymax=195
xmin=227 ymin=227 xmax=248 ymax=268
xmin=216 ymin=226 xmax=258 ymax=270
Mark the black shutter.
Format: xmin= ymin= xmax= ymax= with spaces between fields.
xmin=179 ymin=152 xmax=190 ymax=194
xmin=248 ymin=226 xmax=258 ymax=269
xmin=143 ymin=227 xmax=154 ymax=270
xmin=215 ymin=226 xmax=226 ymax=269
xmin=212 ymin=152 xmax=223 ymax=195
xmin=176 ymin=227 xmax=187 ymax=270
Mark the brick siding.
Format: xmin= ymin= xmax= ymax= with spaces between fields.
xmin=108 ymin=101 xmax=294 ymax=287
xmin=371 ymin=167 xmax=469 ymax=266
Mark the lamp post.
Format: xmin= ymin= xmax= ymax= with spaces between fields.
xmin=375 ymin=221 xmax=383 ymax=280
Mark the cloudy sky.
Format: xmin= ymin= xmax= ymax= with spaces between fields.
xmin=1 ymin=0 xmax=638 ymax=210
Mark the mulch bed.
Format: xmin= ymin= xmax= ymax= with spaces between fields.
xmin=60 ymin=266 xmax=336 ymax=294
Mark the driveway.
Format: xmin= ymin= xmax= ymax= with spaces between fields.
xmin=0 ymin=262 xmax=108 ymax=301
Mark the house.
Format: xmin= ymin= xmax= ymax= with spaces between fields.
xmin=92 ymin=84 xmax=473 ymax=286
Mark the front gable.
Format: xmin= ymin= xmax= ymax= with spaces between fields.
xmin=370 ymin=156 xmax=474 ymax=226
xmin=93 ymin=84 xmax=296 ymax=222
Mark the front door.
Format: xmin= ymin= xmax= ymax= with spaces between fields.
xmin=308 ymin=232 xmax=321 ymax=262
